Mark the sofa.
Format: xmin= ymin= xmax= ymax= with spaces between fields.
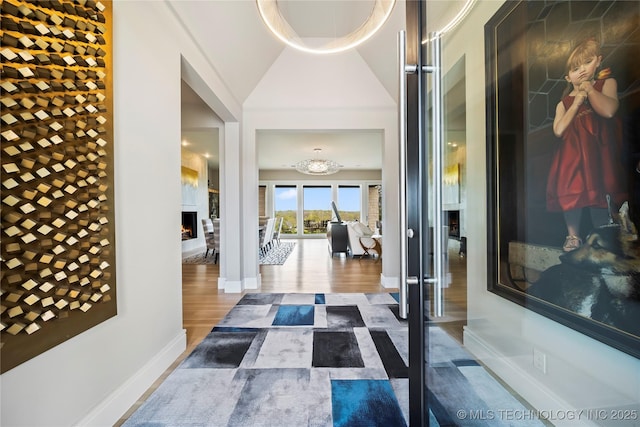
xmin=345 ymin=221 xmax=380 ymax=258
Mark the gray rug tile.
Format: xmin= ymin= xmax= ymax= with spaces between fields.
xmin=123 ymin=369 xmax=243 ymax=426
xmin=458 ymin=365 xmax=543 ymax=427
xmin=252 ymin=329 xmax=314 ymax=368
xmin=324 ymin=293 xmax=370 ymax=306
xmin=428 ymin=325 xmax=473 ymax=365
xmin=217 ymin=304 xmax=275 ymax=328
xmin=353 ymin=327 xmax=385 ymax=370
xmin=366 ymin=293 xmax=399 ymax=305
xmin=281 ymin=293 xmax=317 ymax=305
xmin=228 ymin=368 xmax=326 ymax=427
xmin=386 ymin=328 xmax=409 ymax=366
xmin=358 ymin=303 xmax=405 ymax=329
xmin=391 ymin=378 xmax=410 ymax=426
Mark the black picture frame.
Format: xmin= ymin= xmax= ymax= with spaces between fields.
xmin=485 ymin=0 xmax=640 ymax=359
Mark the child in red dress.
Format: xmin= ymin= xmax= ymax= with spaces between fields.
xmin=546 ymin=39 xmax=628 ymax=251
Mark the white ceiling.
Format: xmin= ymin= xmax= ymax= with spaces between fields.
xmin=176 ymin=0 xmax=470 ymax=171
xmin=257 ymin=129 xmax=383 ymax=170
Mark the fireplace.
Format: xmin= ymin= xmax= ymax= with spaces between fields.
xmin=181 ymin=211 xmax=198 ymax=240
xmin=445 ymin=210 xmax=460 ymax=238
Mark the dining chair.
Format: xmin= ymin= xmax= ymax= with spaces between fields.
xmin=272 ymin=217 xmax=283 ymax=246
xmin=260 ymin=217 xmax=276 ymax=256
xmin=212 ymin=219 xmax=221 ymax=264
xmin=201 ymin=218 xmax=216 ymax=259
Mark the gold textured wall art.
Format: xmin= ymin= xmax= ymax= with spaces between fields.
xmin=180 ymin=166 xmax=199 ymax=188
xmin=1 ymin=0 xmax=116 ymax=373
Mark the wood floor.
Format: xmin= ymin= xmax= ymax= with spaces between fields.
xmin=115 ymin=238 xmax=467 ymax=425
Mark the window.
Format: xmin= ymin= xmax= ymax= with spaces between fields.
xmin=338 ymin=185 xmax=360 ymax=222
xmin=303 ymin=186 xmax=331 ymax=234
xmin=274 ymin=185 xmax=297 ymax=234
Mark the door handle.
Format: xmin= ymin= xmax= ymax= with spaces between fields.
xmin=428 ymin=33 xmax=445 ymax=317
xmin=399 ymin=31 xmax=446 ymax=319
xmin=398 ymin=31 xmax=417 ymax=320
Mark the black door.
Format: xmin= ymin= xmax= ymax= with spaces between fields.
xmin=400 ymin=1 xmax=473 ymax=425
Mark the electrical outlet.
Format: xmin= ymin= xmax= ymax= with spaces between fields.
xmin=533 ymin=348 xmax=547 ymax=374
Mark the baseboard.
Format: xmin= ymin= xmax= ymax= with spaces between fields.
xmin=463 ymin=327 xmax=599 ymax=427
xmin=224 ymin=279 xmax=243 ymax=293
xmin=76 ymin=330 xmax=186 ymax=427
xmin=243 ymin=276 xmax=259 ymax=290
xmin=380 ymin=273 xmax=399 ymax=289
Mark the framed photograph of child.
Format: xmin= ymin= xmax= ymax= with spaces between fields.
xmin=485 ymin=0 xmax=640 ymax=358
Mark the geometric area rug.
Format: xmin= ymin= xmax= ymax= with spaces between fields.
xmin=259 ymin=241 xmax=296 ymax=265
xmin=183 ymin=241 xmax=296 ymax=265
xmin=123 ymin=292 xmax=408 ymax=427
xmin=122 ymin=293 xmax=542 ymax=427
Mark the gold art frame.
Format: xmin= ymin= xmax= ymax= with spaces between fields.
xmin=1 ymin=0 xmax=116 ymax=373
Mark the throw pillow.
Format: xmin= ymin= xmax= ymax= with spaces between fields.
xmin=355 ymin=221 xmax=373 ymax=236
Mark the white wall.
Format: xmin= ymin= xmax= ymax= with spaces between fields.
xmin=0 ymin=2 xmax=240 ymax=426
xmin=454 ymin=2 xmax=640 ymax=423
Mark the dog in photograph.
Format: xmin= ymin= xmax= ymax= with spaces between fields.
xmin=527 ymin=224 xmax=640 ymax=336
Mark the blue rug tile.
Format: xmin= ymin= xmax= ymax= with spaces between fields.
xmin=315 ymin=293 xmax=326 ymax=304
xmin=272 ymin=305 xmax=315 ymax=326
xmin=312 ymin=331 xmax=364 ymax=368
xmin=452 ymin=358 xmax=481 ymax=367
xmin=331 ymin=379 xmax=407 ymax=427
xmin=427 ymin=389 xmax=455 ymax=427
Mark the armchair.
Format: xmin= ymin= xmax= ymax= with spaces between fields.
xmin=345 ymin=221 xmax=380 ymax=258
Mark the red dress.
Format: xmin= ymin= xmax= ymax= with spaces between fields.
xmin=546 ymin=79 xmax=627 ymax=212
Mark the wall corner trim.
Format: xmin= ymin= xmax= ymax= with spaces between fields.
xmin=380 ymin=274 xmax=399 ymax=289
xmin=224 ymin=280 xmax=244 ymax=293
xmin=243 ymin=277 xmax=260 ymax=290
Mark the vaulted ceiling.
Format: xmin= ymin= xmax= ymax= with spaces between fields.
xmin=174 ymin=0 xmax=469 ymax=171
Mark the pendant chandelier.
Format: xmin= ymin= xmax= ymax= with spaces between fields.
xmin=295 ymin=149 xmax=341 ymax=175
